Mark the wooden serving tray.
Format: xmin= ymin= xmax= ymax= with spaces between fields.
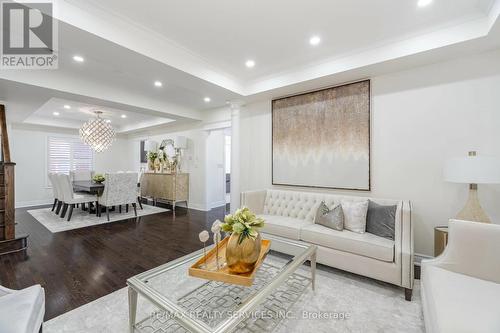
xmin=189 ymin=237 xmax=271 ymax=287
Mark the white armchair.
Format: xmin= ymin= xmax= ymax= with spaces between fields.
xmin=0 ymin=284 xmax=45 ymax=333
xmin=421 ymin=220 xmax=500 ymax=333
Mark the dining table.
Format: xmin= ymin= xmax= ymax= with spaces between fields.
xmin=72 ymin=180 xmax=142 ymax=215
xmin=73 ymin=180 xmax=105 ymax=195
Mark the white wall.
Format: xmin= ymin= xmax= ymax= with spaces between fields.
xmin=10 ymin=126 xmax=133 ymax=207
xmin=238 ymin=49 xmax=500 ymax=256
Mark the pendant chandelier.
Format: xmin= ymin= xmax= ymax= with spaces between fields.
xmin=79 ymin=111 xmax=115 ymax=153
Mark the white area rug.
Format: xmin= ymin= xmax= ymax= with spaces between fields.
xmin=28 ymin=205 xmax=169 ymax=233
xmin=43 ymin=264 xmax=424 ymax=333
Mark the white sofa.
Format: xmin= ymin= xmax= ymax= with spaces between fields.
xmin=421 ymin=220 xmax=500 ymax=333
xmin=0 ymin=284 xmax=45 ymax=333
xmin=241 ymin=189 xmax=414 ymax=300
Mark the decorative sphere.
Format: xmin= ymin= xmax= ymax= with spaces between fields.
xmin=198 ymin=230 xmax=209 ymax=243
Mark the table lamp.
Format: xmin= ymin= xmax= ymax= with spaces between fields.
xmin=444 ymin=151 xmax=500 ymax=223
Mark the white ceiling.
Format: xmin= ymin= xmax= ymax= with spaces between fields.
xmin=86 ymin=0 xmax=493 ymax=81
xmin=23 ymin=98 xmax=175 ymax=133
xmin=57 ymin=0 xmax=500 ymax=94
xmin=1 ymin=0 xmax=500 ymax=133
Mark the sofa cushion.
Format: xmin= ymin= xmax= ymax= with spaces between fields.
xmin=300 ymin=224 xmax=394 ymax=262
xmin=366 ymin=200 xmax=397 ymax=240
xmin=0 ymin=285 xmax=45 ymax=333
xmin=341 ymin=199 xmax=369 ymax=234
xmin=314 ymin=201 xmax=344 ymax=231
xmin=422 ymin=265 xmax=500 ymax=333
xmin=258 ymin=214 xmax=312 ymax=240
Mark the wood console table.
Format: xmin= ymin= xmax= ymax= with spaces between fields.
xmin=140 ymin=173 xmax=189 ymax=212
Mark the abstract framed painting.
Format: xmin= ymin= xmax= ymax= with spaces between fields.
xmin=272 ymin=80 xmax=370 ymax=191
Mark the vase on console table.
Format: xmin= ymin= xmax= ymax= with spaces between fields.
xmin=221 ymin=207 xmax=265 ymax=274
xmin=154 ymin=158 xmax=161 ymax=173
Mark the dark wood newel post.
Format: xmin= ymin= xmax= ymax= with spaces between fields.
xmin=0 ymin=104 xmax=28 ymax=256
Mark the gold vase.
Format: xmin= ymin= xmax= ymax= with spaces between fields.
xmin=225 ymin=232 xmax=261 ymax=274
xmin=154 ymin=158 xmax=161 ymax=173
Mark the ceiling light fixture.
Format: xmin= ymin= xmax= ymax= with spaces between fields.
xmin=245 ymin=60 xmax=255 ymax=68
xmin=73 ymin=55 xmax=84 ymax=62
xmin=63 ymin=105 xmax=71 ymax=109
xmin=417 ymin=0 xmax=432 ymax=7
xmin=80 ymin=111 xmax=116 ymax=153
xmin=204 ymin=97 xmax=211 ymax=103
xmin=105 ymin=119 xmax=111 ymax=123
xmin=309 ymin=36 xmax=321 ymax=46
xmin=53 ymin=111 xmax=60 ymax=116
xmin=154 ymin=80 xmax=162 ymax=87
xmin=121 ymin=114 xmax=127 ymax=119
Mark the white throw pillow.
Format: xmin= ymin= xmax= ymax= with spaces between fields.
xmin=341 ymin=200 xmax=369 ymax=234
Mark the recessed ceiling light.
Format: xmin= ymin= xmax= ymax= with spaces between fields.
xmin=63 ymin=105 xmax=71 ymax=109
xmin=154 ymin=80 xmax=162 ymax=87
xmin=53 ymin=111 xmax=60 ymax=116
xmin=121 ymin=114 xmax=127 ymax=119
xmin=309 ymin=36 xmax=321 ymax=46
xmin=245 ymin=60 xmax=255 ymax=68
xmin=105 ymin=119 xmax=111 ymax=123
xmin=73 ymin=55 xmax=84 ymax=62
xmin=417 ymin=0 xmax=432 ymax=7
xmin=204 ymin=97 xmax=211 ymax=103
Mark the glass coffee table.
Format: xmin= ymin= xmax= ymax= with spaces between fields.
xmin=127 ymin=234 xmax=317 ymax=333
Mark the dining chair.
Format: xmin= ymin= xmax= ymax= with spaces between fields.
xmin=57 ymin=174 xmax=97 ymax=221
xmin=48 ymin=173 xmax=61 ymax=213
xmin=128 ymin=170 xmax=143 ymax=210
xmin=53 ymin=173 xmax=65 ymax=215
xmin=98 ymin=173 xmax=139 ymax=221
xmin=70 ymin=170 xmax=94 ymax=182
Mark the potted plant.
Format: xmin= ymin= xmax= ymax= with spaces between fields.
xmin=92 ymin=174 xmax=105 ymax=184
xmin=221 ymin=207 xmax=265 ymax=274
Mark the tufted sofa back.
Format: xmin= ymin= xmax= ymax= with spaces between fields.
xmin=263 ymin=189 xmax=402 ymax=223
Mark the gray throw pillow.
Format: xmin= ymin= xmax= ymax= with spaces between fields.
xmin=314 ymin=201 xmax=344 ymax=231
xmin=366 ymin=200 xmax=397 ymax=240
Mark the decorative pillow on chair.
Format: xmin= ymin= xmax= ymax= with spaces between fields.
xmin=366 ymin=200 xmax=397 ymax=240
xmin=340 ymin=200 xmax=369 ymax=234
xmin=314 ymin=201 xmax=344 ymax=231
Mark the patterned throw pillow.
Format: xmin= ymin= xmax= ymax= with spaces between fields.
xmin=314 ymin=201 xmax=344 ymax=231
xmin=366 ymin=200 xmax=397 ymax=240
xmin=340 ymin=200 xmax=369 ymax=234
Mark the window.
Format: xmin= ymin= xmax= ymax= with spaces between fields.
xmin=47 ymin=136 xmax=94 ymax=175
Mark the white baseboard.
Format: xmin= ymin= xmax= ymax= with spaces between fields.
xmin=186 ymin=203 xmax=210 ymax=211
xmin=414 ymin=253 xmax=434 ymax=266
xmin=16 ymin=199 xmax=53 ymax=208
xmin=209 ymin=200 xmax=227 ymax=210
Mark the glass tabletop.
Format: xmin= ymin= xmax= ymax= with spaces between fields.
xmin=127 ymin=234 xmax=316 ymax=333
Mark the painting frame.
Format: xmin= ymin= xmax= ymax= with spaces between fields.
xmin=271 ymin=79 xmax=371 ymax=191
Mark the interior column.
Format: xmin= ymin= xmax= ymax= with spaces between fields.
xmin=229 ymin=101 xmax=243 ymax=213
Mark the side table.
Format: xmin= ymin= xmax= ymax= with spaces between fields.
xmin=434 ymin=226 xmax=449 ymax=257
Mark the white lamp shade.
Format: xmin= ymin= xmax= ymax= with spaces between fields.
xmin=144 ymin=140 xmax=157 ymax=152
xmin=175 ymin=136 xmax=187 ymax=149
xmin=444 ymin=155 xmax=500 ymax=184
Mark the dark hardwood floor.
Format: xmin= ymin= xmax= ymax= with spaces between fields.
xmin=0 ymin=203 xmax=226 ymax=321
